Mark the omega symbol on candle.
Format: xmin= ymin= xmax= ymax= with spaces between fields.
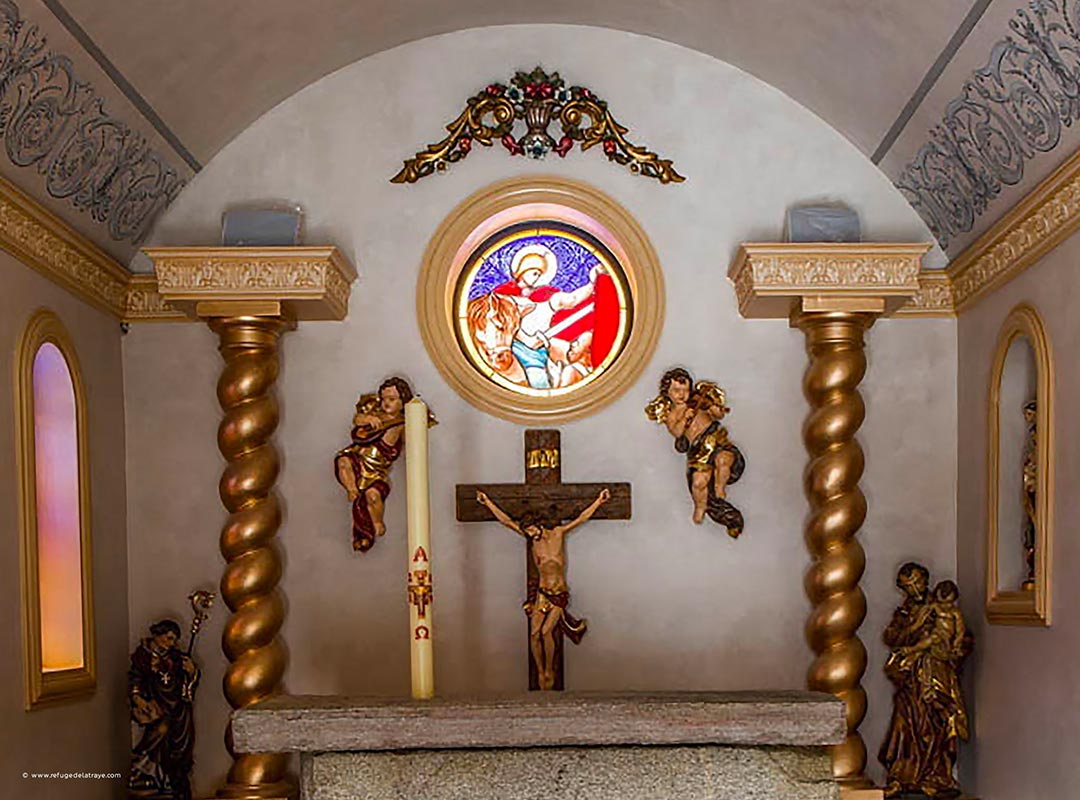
xmin=414 ymin=625 xmax=430 ymax=640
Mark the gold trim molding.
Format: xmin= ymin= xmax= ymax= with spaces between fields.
xmin=124 ymin=275 xmax=187 ymax=322
xmin=948 ymin=145 xmax=1080 ymax=311
xmin=895 ymin=271 xmax=955 ymax=318
xmin=417 ymin=175 xmax=664 ymax=424
xmin=0 ymin=173 xmax=354 ymax=323
xmin=986 ymin=303 xmax=1053 ymax=626
xmin=143 ymin=246 xmax=357 ymax=321
xmin=728 ymin=243 xmax=932 ymax=318
xmin=0 ymin=174 xmax=130 ymax=318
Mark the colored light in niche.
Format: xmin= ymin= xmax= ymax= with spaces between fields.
xmin=32 ymin=343 xmax=84 ymax=673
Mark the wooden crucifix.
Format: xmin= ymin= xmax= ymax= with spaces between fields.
xmin=456 ymin=429 xmax=631 ymax=691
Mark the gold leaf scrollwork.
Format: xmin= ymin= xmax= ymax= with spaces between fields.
xmin=391 ymin=94 xmax=516 ymax=184
xmin=391 ymin=67 xmax=684 ymax=185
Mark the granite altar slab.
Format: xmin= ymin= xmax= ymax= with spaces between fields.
xmin=232 ymin=692 xmax=845 ymax=800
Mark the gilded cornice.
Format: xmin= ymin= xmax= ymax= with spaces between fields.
xmin=894 ymin=271 xmax=956 ymax=318
xmin=728 ymin=243 xmax=931 ymax=319
xmin=124 ymin=275 xmax=187 ymax=322
xmin=144 ymin=247 xmax=357 ymax=321
xmin=0 ymin=174 xmax=129 ymax=318
xmin=947 ymin=146 xmax=1080 ymax=312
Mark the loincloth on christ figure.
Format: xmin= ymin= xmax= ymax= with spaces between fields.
xmin=523 ymin=583 xmax=588 ymax=645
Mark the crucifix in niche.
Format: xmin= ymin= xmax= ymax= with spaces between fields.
xmin=456 ymin=430 xmax=631 ymax=690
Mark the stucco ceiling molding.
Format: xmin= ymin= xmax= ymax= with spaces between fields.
xmin=727 ymin=243 xmax=931 ymax=319
xmin=0 ymin=172 xmax=129 ymax=317
xmin=948 ymin=144 xmax=1080 ymax=312
xmin=0 ymin=171 xmax=249 ymax=323
xmin=896 ymin=1 xmax=1080 ymax=253
xmin=894 ymin=271 xmax=956 ymax=318
xmin=0 ymin=0 xmax=186 ymax=246
xmin=124 ymin=275 xmax=186 ymax=321
xmin=143 ymin=247 xmax=357 ymax=321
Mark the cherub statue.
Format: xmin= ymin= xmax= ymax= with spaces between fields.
xmin=881 ymin=564 xmax=973 ymax=798
xmin=334 ymin=377 xmax=435 ymax=551
xmin=645 ymin=368 xmax=746 ymax=536
xmin=476 ymin=488 xmax=610 ymax=690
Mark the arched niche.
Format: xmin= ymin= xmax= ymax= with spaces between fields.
xmin=986 ymin=303 xmax=1053 ymax=626
xmin=15 ymin=308 xmax=97 ymax=706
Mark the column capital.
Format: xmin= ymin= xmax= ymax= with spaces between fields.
xmin=727 ymin=242 xmax=931 ymax=319
xmin=143 ymin=246 xmax=357 ymax=321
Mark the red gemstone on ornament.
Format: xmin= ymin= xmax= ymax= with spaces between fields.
xmin=555 ymin=136 xmax=573 ymax=157
xmin=485 ymin=84 xmax=504 ymax=96
xmin=524 ymin=83 xmax=539 ymax=98
xmin=603 ymin=139 xmax=617 ymax=155
xmin=459 ymin=137 xmax=472 ymax=153
xmin=501 ymin=134 xmax=523 ymax=155
xmin=540 ymin=83 xmax=554 ymax=99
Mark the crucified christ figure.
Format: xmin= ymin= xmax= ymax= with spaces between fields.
xmin=476 ymin=487 xmax=610 ymax=690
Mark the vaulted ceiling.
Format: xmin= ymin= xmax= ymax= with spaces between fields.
xmin=4 ymin=0 xmax=1078 ymax=265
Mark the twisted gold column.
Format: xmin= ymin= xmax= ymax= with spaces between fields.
xmin=211 ymin=316 xmax=296 ymax=800
xmin=795 ymin=310 xmax=876 ymax=788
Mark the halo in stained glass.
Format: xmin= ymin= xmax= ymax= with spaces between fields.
xmin=453 ymin=220 xmax=634 ymax=397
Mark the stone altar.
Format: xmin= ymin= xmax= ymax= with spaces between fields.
xmin=232 ymin=691 xmax=845 ymax=800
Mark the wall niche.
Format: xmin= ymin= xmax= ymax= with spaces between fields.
xmin=986 ymin=303 xmax=1053 ymax=626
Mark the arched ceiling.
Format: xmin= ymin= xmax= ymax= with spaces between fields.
xmin=51 ymin=0 xmax=976 ymax=162
xmin=7 ymin=0 xmax=1080 ymax=264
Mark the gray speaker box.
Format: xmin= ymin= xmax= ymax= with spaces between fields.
xmin=221 ymin=204 xmax=304 ymax=246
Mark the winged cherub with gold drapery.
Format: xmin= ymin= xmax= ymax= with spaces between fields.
xmin=646 ymin=367 xmax=746 ymax=536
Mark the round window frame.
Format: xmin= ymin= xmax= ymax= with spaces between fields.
xmin=418 ymin=176 xmax=664 ymax=423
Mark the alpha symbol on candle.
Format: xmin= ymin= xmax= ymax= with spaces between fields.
xmin=412 ymin=546 xmax=428 ymax=563
xmin=414 ymin=625 xmax=430 ymax=640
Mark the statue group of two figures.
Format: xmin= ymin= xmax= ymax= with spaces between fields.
xmin=880 ymin=563 xmax=973 ymax=798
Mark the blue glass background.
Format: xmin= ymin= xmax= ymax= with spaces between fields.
xmin=466 ymin=233 xmax=601 ymax=300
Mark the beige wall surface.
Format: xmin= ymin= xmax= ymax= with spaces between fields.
xmin=956 ymin=244 xmax=1080 ymax=799
xmin=0 ymin=254 xmax=129 ymax=798
xmin=127 ymin=26 xmax=957 ymax=794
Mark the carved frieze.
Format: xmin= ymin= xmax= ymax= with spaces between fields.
xmin=145 ymin=247 xmax=357 ymax=320
xmin=947 ymin=152 xmax=1080 ymax=310
xmin=0 ymin=173 xmax=129 ymax=317
xmin=728 ymin=243 xmax=929 ymax=318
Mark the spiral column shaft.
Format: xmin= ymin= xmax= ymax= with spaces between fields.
xmin=210 ymin=316 xmax=296 ymax=800
xmin=795 ymin=310 xmax=876 ymax=787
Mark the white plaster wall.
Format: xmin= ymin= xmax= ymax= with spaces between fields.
xmin=124 ymin=26 xmax=957 ymax=794
xmin=956 ymin=242 xmax=1080 ymax=800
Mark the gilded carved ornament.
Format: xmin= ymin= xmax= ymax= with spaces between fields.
xmin=143 ymin=246 xmax=357 ymax=321
xmin=728 ymin=243 xmax=930 ymax=318
xmin=392 ymin=67 xmax=684 ymax=185
xmin=947 ymin=146 xmax=1080 ymax=311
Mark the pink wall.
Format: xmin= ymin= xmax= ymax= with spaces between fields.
xmin=956 ymin=243 xmax=1080 ymax=799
